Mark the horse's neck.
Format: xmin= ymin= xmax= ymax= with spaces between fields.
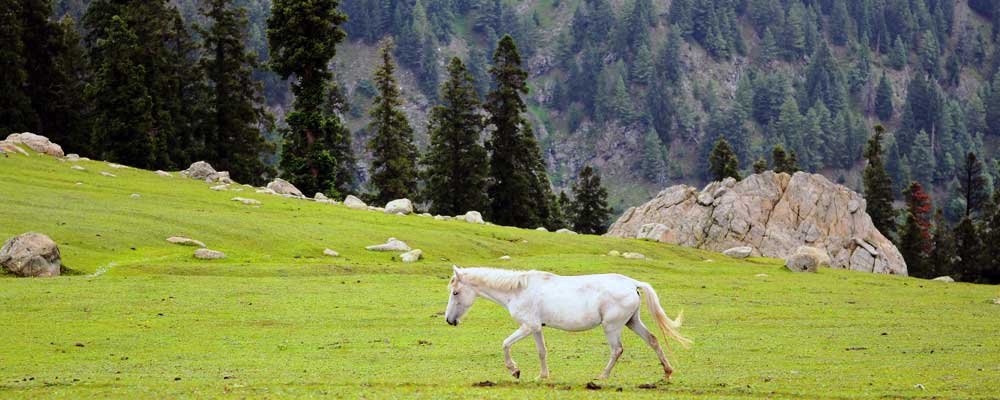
xmin=473 ymin=283 xmax=520 ymax=309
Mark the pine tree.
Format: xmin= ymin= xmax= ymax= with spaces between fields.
xmin=981 ymin=208 xmax=1000 ymax=283
xmin=864 ymin=125 xmax=896 ymax=237
xmin=875 ymin=73 xmax=894 ymax=121
xmin=771 ymin=145 xmax=799 ymax=174
xmin=953 ymin=217 xmax=983 ymax=282
xmin=201 ymin=0 xmax=275 ymax=185
xmin=889 ymin=36 xmax=908 ymax=70
xmin=267 ymin=0 xmax=349 ymax=196
xmin=899 ymin=182 xmax=932 ymax=277
xmin=909 ymin=131 xmax=934 ymax=189
xmin=986 ymin=71 xmax=1000 ymax=137
xmin=927 ymin=209 xmax=955 ymax=278
xmin=421 ymin=57 xmax=489 ymax=216
xmin=570 ymin=166 xmax=612 ymax=235
xmin=0 ymin=0 xmax=32 ymax=135
xmin=708 ymin=138 xmax=740 ymax=181
xmin=368 ymin=40 xmax=419 ymax=205
xmin=553 ymin=190 xmax=573 ymax=230
xmin=958 ymin=152 xmax=989 ymax=218
xmin=753 ymin=157 xmax=768 ymax=174
xmin=486 ymin=35 xmax=554 ymax=228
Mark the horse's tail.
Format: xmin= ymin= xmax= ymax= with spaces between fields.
xmin=636 ymin=282 xmax=692 ymax=349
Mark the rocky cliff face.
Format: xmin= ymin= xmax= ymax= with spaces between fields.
xmin=607 ymin=171 xmax=907 ymax=275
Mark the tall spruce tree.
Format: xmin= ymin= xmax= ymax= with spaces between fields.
xmin=875 ymin=73 xmax=894 ymax=121
xmin=267 ymin=0 xmax=349 ymax=196
xmin=486 ymin=35 xmax=554 ymax=228
xmin=0 ymin=0 xmax=32 ymax=135
xmin=368 ymin=40 xmax=419 ymax=205
xmin=864 ymin=125 xmax=896 ymax=237
xmin=981 ymin=208 xmax=1000 ymax=283
xmin=201 ymin=0 xmax=275 ymax=185
xmin=569 ymin=166 xmax=612 ymax=235
xmin=958 ymin=153 xmax=990 ymax=218
xmin=899 ymin=182 xmax=933 ymax=277
xmin=421 ymin=57 xmax=489 ymax=216
xmin=708 ymin=138 xmax=740 ymax=181
xmin=953 ymin=217 xmax=983 ymax=282
xmin=927 ymin=209 xmax=956 ymax=279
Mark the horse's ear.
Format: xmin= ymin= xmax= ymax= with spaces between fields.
xmin=452 ymin=265 xmax=462 ymax=279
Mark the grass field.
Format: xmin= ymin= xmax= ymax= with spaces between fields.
xmin=2 ymin=150 xmax=999 ymax=399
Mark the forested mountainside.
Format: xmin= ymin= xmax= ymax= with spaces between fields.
xmin=32 ymin=0 xmax=1000 ymax=217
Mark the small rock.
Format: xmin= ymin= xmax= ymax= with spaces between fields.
xmin=463 ymin=211 xmax=485 ymax=224
xmin=622 ymin=252 xmax=646 ymax=260
xmin=723 ymin=246 xmax=753 ymax=259
xmin=266 ymin=178 xmax=303 ymax=197
xmin=931 ymin=276 xmax=954 ymax=282
xmin=992 ymin=298 xmax=1000 ymax=305
xmin=433 ymin=215 xmax=451 ymax=221
xmin=323 ymin=249 xmax=339 ymax=257
xmin=785 ymin=253 xmax=818 ymax=273
xmin=66 ymin=154 xmax=80 ymax=162
xmin=255 ymin=188 xmax=277 ymax=195
xmin=166 ymin=237 xmax=206 ymax=248
xmin=130 ymin=193 xmax=141 ymax=199
xmin=344 ymin=195 xmax=367 ymax=209
xmin=194 ymin=249 xmax=225 ymax=260
xmin=914 ymin=384 xmax=925 ymax=390
xmin=71 ymin=165 xmax=86 ymax=171
xmin=607 ymin=250 xmax=621 ymax=257
xmin=107 ymin=163 xmax=127 ymax=169
xmin=556 ymin=228 xmax=577 ymax=235
xmin=696 ymin=192 xmax=714 ymax=206
xmin=366 ymin=238 xmax=411 ymax=252
xmin=0 ymin=232 xmax=62 ymax=277
xmin=755 ymin=273 xmax=769 ymax=278
xmin=368 ymin=206 xmax=385 ymax=212
xmin=419 ymin=213 xmax=431 ymax=217
xmin=100 ymin=172 xmax=116 ymax=177
xmin=499 ymin=255 xmax=512 ymax=261
xmin=155 ymin=170 xmax=172 ymax=178
xmin=210 ymin=184 xmax=229 ymax=191
xmin=536 ymin=227 xmax=548 ymax=232
xmin=400 ymin=249 xmax=423 ymax=263
xmin=385 ymin=199 xmax=415 ymax=215
xmin=231 ymin=197 xmax=261 ymax=206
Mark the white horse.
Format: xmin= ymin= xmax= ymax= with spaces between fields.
xmin=444 ymin=266 xmax=691 ymax=381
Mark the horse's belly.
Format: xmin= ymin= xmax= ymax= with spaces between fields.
xmin=541 ymin=303 xmax=603 ymax=331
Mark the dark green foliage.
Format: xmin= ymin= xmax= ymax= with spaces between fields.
xmin=864 ymin=125 xmax=896 ymax=237
xmin=889 ymin=36 xmax=907 ymax=70
xmin=981 ymin=209 xmax=1000 ymax=284
xmin=771 ymin=145 xmax=799 ymax=174
xmin=267 ymin=0 xmax=349 ymax=196
xmin=368 ymin=41 xmax=419 ymax=205
xmin=952 ymin=217 xmax=983 ymax=282
xmin=752 ymin=157 xmax=768 ymax=174
xmin=708 ymin=138 xmax=740 ymax=181
xmin=551 ymin=191 xmax=572 ymax=231
xmin=0 ymin=0 xmax=32 ymax=136
xmin=899 ymin=182 xmax=933 ymax=277
xmin=201 ymin=0 xmax=274 ymax=185
xmin=958 ymin=153 xmax=989 ymax=218
xmin=570 ymin=165 xmax=612 ymax=235
xmin=486 ymin=36 xmax=554 ymax=229
xmin=421 ymin=58 xmax=489 ymax=216
xmin=875 ymin=73 xmax=894 ymax=121
xmin=986 ymin=72 xmax=1000 ymax=137
xmin=927 ymin=209 xmax=956 ymax=279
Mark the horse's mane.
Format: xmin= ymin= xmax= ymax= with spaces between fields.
xmin=459 ymin=267 xmax=553 ymax=291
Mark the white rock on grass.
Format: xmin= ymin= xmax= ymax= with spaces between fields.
xmin=231 ymin=197 xmax=261 ymax=206
xmin=499 ymin=255 xmax=512 ymax=261
xmin=71 ymin=165 xmax=86 ymax=171
xmin=366 ymin=238 xmax=411 ymax=252
xmin=256 ymin=188 xmax=277 ymax=195
xmin=723 ymin=246 xmax=753 ymax=259
xmin=100 ymin=172 xmax=116 ymax=177
xmin=932 ymin=276 xmax=954 ymax=282
xmin=323 ymin=249 xmax=340 ymax=257
xmin=166 ymin=237 xmax=206 ymax=248
xmin=66 ymin=154 xmax=80 ymax=162
xmin=385 ymin=199 xmax=414 ymax=215
xmin=344 ymin=195 xmax=367 ymax=209
xmin=536 ymin=227 xmax=548 ymax=232
xmin=556 ymin=228 xmax=577 ymax=235
xmin=755 ymin=273 xmax=770 ymax=278
xmin=155 ymin=170 xmax=172 ymax=177
xmin=210 ymin=184 xmax=229 ymax=191
xmin=107 ymin=163 xmax=128 ymax=169
xmin=194 ymin=249 xmax=225 ymax=260
xmin=607 ymin=250 xmax=621 ymax=257
xmin=433 ymin=215 xmax=451 ymax=221
xmin=419 ymin=213 xmax=432 ymax=217
xmin=400 ymin=249 xmax=423 ymax=263
xmin=622 ymin=252 xmax=646 ymax=260
xmin=315 ymin=193 xmax=329 ymax=201
xmin=130 ymin=193 xmax=141 ymax=199
xmin=266 ymin=178 xmax=303 ymax=197
xmin=0 ymin=232 xmax=62 ymax=277
xmin=463 ymin=211 xmax=485 ymax=224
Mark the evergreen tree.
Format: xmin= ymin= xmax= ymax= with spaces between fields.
xmin=981 ymin=208 xmax=1000 ymax=283
xmin=889 ymin=36 xmax=907 ymax=70
xmin=368 ymin=40 xmax=419 ymax=205
xmin=953 ymin=217 xmax=983 ymax=281
xmin=927 ymin=209 xmax=956 ymax=279
xmin=553 ymin=190 xmax=573 ymax=230
xmin=986 ymin=71 xmax=1000 ymax=137
xmin=771 ymin=145 xmax=799 ymax=174
xmin=899 ymin=182 xmax=933 ymax=277
xmin=0 ymin=0 xmax=32 ymax=135
xmin=909 ymin=131 xmax=934 ymax=189
xmin=569 ymin=165 xmax=612 ymax=235
xmin=958 ymin=152 xmax=989 ymax=218
xmin=875 ymin=73 xmax=894 ymax=121
xmin=201 ymin=0 xmax=275 ymax=185
xmin=486 ymin=35 xmax=554 ymax=228
xmin=267 ymin=0 xmax=349 ymax=196
xmin=864 ymin=125 xmax=896 ymax=237
xmin=753 ymin=157 xmax=768 ymax=174
xmin=421 ymin=57 xmax=489 ymax=216
xmin=708 ymin=138 xmax=740 ymax=181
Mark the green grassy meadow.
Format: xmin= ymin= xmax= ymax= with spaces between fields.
xmin=2 ymin=151 xmax=999 ymax=399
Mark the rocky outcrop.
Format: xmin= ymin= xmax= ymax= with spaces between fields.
xmin=267 ymin=178 xmax=303 ymax=197
xmin=3 ymin=133 xmax=64 ymax=157
xmin=607 ymin=171 xmax=907 ymax=275
xmin=0 ymin=232 xmax=62 ymax=277
xmin=462 ymin=211 xmax=484 ymax=224
xmin=181 ymin=161 xmax=232 ymax=183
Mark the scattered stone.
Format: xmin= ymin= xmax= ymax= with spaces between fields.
xmin=607 ymin=250 xmax=621 ymax=257
xmin=755 ymin=273 xmax=769 ymax=278
xmin=107 ymin=163 xmax=127 ymax=169
xmin=255 ymin=188 xmax=277 ymax=195
xmin=472 ymin=381 xmax=496 ymax=387
xmin=914 ymin=384 xmax=925 ymax=391
xmin=462 ymin=211 xmax=485 ymax=224
xmin=155 ymin=170 xmax=172 ymax=178
xmin=0 ymin=232 xmax=62 ymax=277
xmin=723 ymin=246 xmax=753 ymax=259
xmin=323 ymin=249 xmax=339 ymax=257
xmin=419 ymin=213 xmax=432 ymax=217
xmin=368 ymin=206 xmax=385 ymax=212
xmin=166 ymin=237 xmax=206 ymax=248
xmin=499 ymin=255 xmax=512 ymax=261
xmin=608 ymin=171 xmax=908 ymax=275
xmin=100 ymin=172 xmax=116 ymax=177
xmin=792 ymin=246 xmax=832 ymax=268
xmin=556 ymin=228 xmax=577 ymax=235
xmin=433 ymin=215 xmax=451 ymax=221
xmin=385 ymin=199 xmax=415 ymax=215
xmin=785 ymin=253 xmax=819 ymax=273
xmin=71 ymin=165 xmax=86 ymax=171
xmin=180 ymin=161 xmax=232 ymax=183
xmin=4 ymin=132 xmax=64 ymax=156
xmin=344 ymin=195 xmax=367 ymax=209
xmin=366 ymin=238 xmax=411 ymax=252
xmin=992 ymin=298 xmax=1000 ymax=305
xmin=194 ymin=249 xmax=225 ymax=260
xmin=400 ymin=249 xmax=423 ymax=263
xmin=622 ymin=252 xmax=646 ymax=260
xmin=66 ymin=154 xmax=80 ymax=162
xmin=536 ymin=227 xmax=548 ymax=232
xmin=266 ymin=178 xmax=303 ymax=197
xmin=932 ymin=276 xmax=954 ymax=282
xmin=210 ymin=184 xmax=229 ymax=191
xmin=231 ymin=197 xmax=261 ymax=206
xmin=130 ymin=193 xmax=141 ymax=199
xmin=315 ymin=193 xmax=329 ymax=201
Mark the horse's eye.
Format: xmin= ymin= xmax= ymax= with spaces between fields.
xmin=453 ymin=291 xmax=459 ymax=296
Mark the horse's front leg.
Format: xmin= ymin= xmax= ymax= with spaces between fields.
xmin=502 ymin=325 xmax=534 ymax=379
xmin=533 ymin=331 xmax=549 ymax=379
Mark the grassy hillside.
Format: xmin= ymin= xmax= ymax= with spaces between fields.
xmin=1 ymin=149 xmax=999 ymax=399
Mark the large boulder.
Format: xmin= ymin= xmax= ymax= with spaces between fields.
xmin=4 ymin=133 xmax=64 ymax=157
xmin=462 ymin=211 xmax=485 ymax=224
xmin=366 ymin=238 xmax=411 ymax=252
xmin=607 ymin=172 xmax=908 ymax=275
xmin=180 ymin=161 xmax=232 ymax=183
xmin=344 ymin=195 xmax=367 ymax=210
xmin=267 ymin=178 xmax=303 ymax=197
xmin=0 ymin=232 xmax=62 ymax=277
xmin=723 ymin=246 xmax=753 ymax=259
xmin=385 ymin=199 xmax=415 ymax=215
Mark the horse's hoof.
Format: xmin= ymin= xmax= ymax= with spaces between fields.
xmin=536 ymin=374 xmax=549 ymax=381
xmin=512 ymin=369 xmax=520 ymax=379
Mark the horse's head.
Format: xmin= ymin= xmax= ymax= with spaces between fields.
xmin=445 ymin=266 xmax=476 ymax=326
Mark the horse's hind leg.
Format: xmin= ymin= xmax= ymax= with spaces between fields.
xmin=596 ymin=323 xmax=625 ymax=380
xmin=533 ymin=331 xmax=549 ymax=379
xmin=626 ymin=312 xmax=674 ymax=381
